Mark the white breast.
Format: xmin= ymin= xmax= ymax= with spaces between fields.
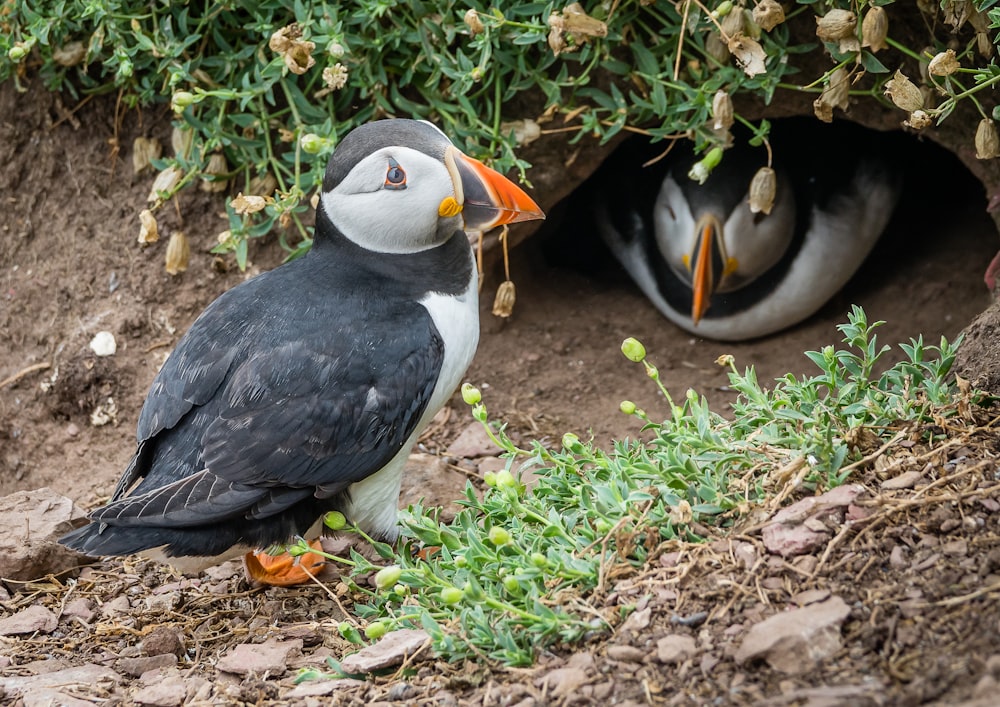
xmin=418 ymin=269 xmax=481 ymax=418
xmin=344 ymin=262 xmax=480 ymax=539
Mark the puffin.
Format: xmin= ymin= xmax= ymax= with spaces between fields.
xmin=61 ymin=119 xmax=544 ymax=583
xmin=592 ymin=119 xmax=901 ymax=341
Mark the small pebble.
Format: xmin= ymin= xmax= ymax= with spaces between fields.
xmin=142 ymin=626 xmax=184 ymax=658
xmin=606 ymin=645 xmax=646 ymax=662
xmin=89 ymin=331 xmax=117 ymax=357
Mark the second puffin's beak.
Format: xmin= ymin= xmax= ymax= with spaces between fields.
xmin=445 ymin=146 xmax=545 ymax=231
xmin=689 ymin=214 xmax=726 ymax=326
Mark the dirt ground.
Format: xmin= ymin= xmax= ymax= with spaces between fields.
xmin=3 ymin=79 xmax=1000 ymax=705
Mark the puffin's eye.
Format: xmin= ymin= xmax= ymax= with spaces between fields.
xmin=384 ymin=159 xmax=407 ymax=190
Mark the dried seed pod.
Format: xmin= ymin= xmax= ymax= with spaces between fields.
xmin=748 ymin=166 xmax=777 ymax=215
xmin=753 ymin=0 xmax=785 ymax=32
xmin=500 ymin=119 xmax=541 ymax=147
xmin=904 ymin=110 xmax=933 ymax=130
xmin=165 ymin=231 xmax=190 ymax=275
xmin=492 ymin=280 xmax=516 ymax=318
xmin=464 ymin=8 xmax=485 ymax=35
xmin=813 ymin=67 xmax=851 ymax=122
xmin=52 ymin=41 xmax=86 ymax=67
xmin=861 ymin=6 xmax=888 ymax=52
xmin=816 ymin=9 xmax=857 ymax=42
xmin=712 ymin=90 xmax=734 ymax=131
xmin=561 ymin=2 xmax=608 ymax=39
xmin=969 ymin=8 xmax=994 ymax=58
xmin=171 ymin=126 xmax=194 ymax=159
xmin=137 ymin=209 xmax=159 ymax=244
xmin=132 ymin=136 xmax=162 ymax=175
xmin=248 ymin=172 xmax=278 ymax=198
xmin=269 ymin=24 xmax=315 ymax=75
xmin=727 ymin=34 xmax=767 ymax=77
xmin=200 ymin=153 xmax=229 ymax=193
xmin=721 ymin=6 xmax=744 ymax=37
xmin=705 ymin=32 xmax=730 ymax=64
xmin=884 ymin=70 xmax=924 ymax=112
xmin=942 ymin=0 xmax=971 ymax=31
xmin=547 ymin=15 xmax=567 ymax=56
xmin=928 ymin=49 xmax=960 ymax=76
xmin=148 ymin=165 xmax=184 ymax=203
xmin=230 ymin=192 xmax=269 ymax=215
xmin=976 ymin=119 xmax=1000 ymax=159
xmin=742 ymin=9 xmax=762 ymax=40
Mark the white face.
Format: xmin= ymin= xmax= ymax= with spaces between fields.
xmin=653 ymin=176 xmax=699 ymax=284
xmin=320 ymin=145 xmax=462 ymax=254
xmin=652 ymin=173 xmax=796 ymax=291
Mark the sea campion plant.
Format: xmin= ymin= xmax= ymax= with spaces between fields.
xmin=3 ymin=2 xmax=998 ymax=264
xmin=291 ymin=307 xmax=965 ymax=670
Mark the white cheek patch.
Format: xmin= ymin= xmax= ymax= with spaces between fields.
xmin=320 ymin=147 xmax=457 ymax=254
xmin=653 ymin=176 xmax=698 ymax=276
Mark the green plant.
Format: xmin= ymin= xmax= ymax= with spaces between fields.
xmin=4 ymin=2 xmax=996 ymax=264
xmin=286 ymin=307 xmax=965 ymax=671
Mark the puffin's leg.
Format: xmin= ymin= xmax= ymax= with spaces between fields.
xmin=243 ymin=539 xmax=326 ymax=586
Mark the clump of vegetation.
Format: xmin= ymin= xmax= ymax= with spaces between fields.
xmin=2 ymin=2 xmax=998 ymax=265
xmin=289 ymin=307 xmax=965 ymax=669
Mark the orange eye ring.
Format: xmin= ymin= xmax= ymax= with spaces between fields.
xmin=384 ymin=159 xmax=406 ymax=190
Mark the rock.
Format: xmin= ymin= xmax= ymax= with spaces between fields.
xmin=141 ymin=626 xmax=184 ymax=657
xmin=771 ymin=485 xmax=864 ymax=525
xmin=89 ymin=330 xmax=117 ymax=356
xmin=61 ymin=598 xmax=96 ymax=623
xmin=761 ymin=522 xmax=828 ymax=558
xmin=889 ymin=544 xmax=909 ymax=569
xmin=131 ymin=674 xmax=187 ymax=706
xmin=23 ymin=690 xmax=96 ymax=707
xmin=445 ymin=422 xmax=502 ymax=458
xmin=621 ymin=607 xmax=652 ymax=633
xmin=536 ymin=653 xmax=595 ymax=697
xmin=0 ymin=664 xmax=121 ymax=699
xmin=656 ymin=634 xmax=697 ymax=664
xmin=775 ymin=684 xmax=884 ymax=706
xmin=0 ymin=605 xmax=58 ymax=635
xmin=118 ymin=654 xmax=178 ymax=678
xmin=606 ymin=645 xmax=646 ymax=662
xmin=537 ymin=666 xmax=589 ymax=697
xmin=287 ymin=678 xmax=360 ymax=697
xmin=792 ymin=589 xmax=831 ymax=607
xmin=216 ymin=638 xmax=302 ymax=676
xmin=339 ymin=629 xmax=431 ymax=674
xmin=102 ymin=595 xmax=131 ymax=616
xmin=0 ymin=488 xmax=89 ymax=580
xmin=881 ymin=470 xmax=924 ymax=490
xmin=735 ymin=596 xmax=851 ymax=674
xmin=762 ymin=486 xmax=866 ymax=558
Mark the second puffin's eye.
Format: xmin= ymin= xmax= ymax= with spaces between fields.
xmin=384 ymin=159 xmax=407 ymax=190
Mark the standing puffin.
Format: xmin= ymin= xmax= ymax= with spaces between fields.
xmin=61 ymin=119 xmax=543 ymax=583
xmin=593 ymin=119 xmax=901 ymax=341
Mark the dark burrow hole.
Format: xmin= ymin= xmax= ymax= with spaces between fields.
xmin=535 ymin=118 xmax=997 ymax=341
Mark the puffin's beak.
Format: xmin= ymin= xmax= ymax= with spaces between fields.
xmin=446 ymin=146 xmax=545 ymax=231
xmin=690 ymin=214 xmax=724 ymax=325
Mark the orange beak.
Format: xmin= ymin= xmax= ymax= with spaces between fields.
xmin=446 ymin=146 xmax=544 ymax=231
xmin=690 ymin=215 xmax=722 ymax=325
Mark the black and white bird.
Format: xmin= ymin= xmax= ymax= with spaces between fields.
xmin=593 ymin=119 xmax=901 ymax=341
xmin=61 ymin=119 xmax=543 ymax=582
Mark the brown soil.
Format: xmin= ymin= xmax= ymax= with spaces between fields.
xmin=3 ymin=79 xmax=1000 ymax=705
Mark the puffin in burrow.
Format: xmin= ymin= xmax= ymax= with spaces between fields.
xmin=592 ymin=119 xmax=901 ymax=341
xmin=61 ymin=119 xmax=543 ymax=583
